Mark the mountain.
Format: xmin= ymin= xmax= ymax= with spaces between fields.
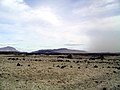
xmin=0 ymin=46 xmax=18 ymax=52
xmin=32 ymin=48 xmax=86 ymax=54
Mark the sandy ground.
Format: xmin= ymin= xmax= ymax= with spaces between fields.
xmin=0 ymin=54 xmax=120 ymax=90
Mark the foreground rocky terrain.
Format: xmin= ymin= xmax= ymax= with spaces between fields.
xmin=0 ymin=54 xmax=120 ymax=90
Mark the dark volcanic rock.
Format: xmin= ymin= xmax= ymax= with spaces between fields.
xmin=17 ymin=63 xmax=21 ymax=66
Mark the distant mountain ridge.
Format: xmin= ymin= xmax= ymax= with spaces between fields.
xmin=0 ymin=46 xmax=86 ymax=53
xmin=0 ymin=46 xmax=18 ymax=52
xmin=32 ymin=48 xmax=86 ymax=54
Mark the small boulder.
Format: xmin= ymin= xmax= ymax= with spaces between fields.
xmin=103 ymin=87 xmax=107 ymax=90
xmin=17 ymin=63 xmax=21 ymax=66
xmin=67 ymin=54 xmax=73 ymax=59
xmin=94 ymin=65 xmax=98 ymax=68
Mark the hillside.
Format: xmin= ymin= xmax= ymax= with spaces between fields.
xmin=0 ymin=46 xmax=18 ymax=52
xmin=32 ymin=48 xmax=86 ymax=54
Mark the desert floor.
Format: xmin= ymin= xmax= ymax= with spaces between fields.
xmin=0 ymin=54 xmax=120 ymax=90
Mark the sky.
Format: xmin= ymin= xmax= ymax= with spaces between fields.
xmin=0 ymin=0 xmax=120 ymax=52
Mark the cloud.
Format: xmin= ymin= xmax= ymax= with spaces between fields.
xmin=0 ymin=0 xmax=120 ymax=52
xmin=0 ymin=0 xmax=29 ymax=12
xmin=0 ymin=0 xmax=63 ymax=51
xmin=64 ymin=44 xmax=84 ymax=46
xmin=0 ymin=43 xmax=16 ymax=45
xmin=0 ymin=0 xmax=61 ymax=26
xmin=21 ymin=7 xmax=61 ymax=26
xmin=72 ymin=0 xmax=120 ymax=18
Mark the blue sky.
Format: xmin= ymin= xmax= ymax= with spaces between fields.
xmin=0 ymin=0 xmax=120 ymax=52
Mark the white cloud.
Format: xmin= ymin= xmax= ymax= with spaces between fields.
xmin=0 ymin=0 xmax=29 ymax=12
xmin=72 ymin=0 xmax=120 ymax=18
xmin=0 ymin=0 xmax=88 ymax=48
xmin=93 ymin=15 xmax=120 ymax=31
xmin=0 ymin=0 xmax=120 ymax=52
xmin=0 ymin=0 xmax=61 ymax=26
xmin=21 ymin=7 xmax=61 ymax=26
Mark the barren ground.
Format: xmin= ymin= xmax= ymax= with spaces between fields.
xmin=0 ymin=54 xmax=120 ymax=90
